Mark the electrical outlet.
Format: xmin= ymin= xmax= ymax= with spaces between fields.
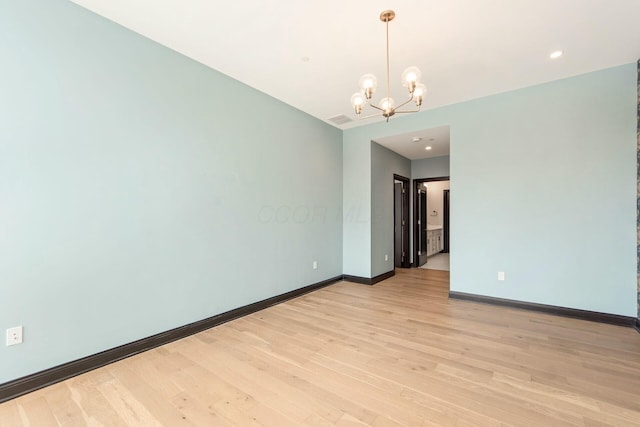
xmin=6 ymin=326 xmax=23 ymax=346
xmin=385 ymin=254 xmax=389 ymax=261
xmin=498 ymin=271 xmax=505 ymax=281
xmin=313 ymin=261 xmax=318 ymax=270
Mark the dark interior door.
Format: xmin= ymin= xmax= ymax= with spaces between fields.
xmin=443 ymin=189 xmax=450 ymax=253
xmin=394 ymin=183 xmax=403 ymax=267
xmin=418 ymin=189 xmax=428 ymax=266
xmin=394 ymin=177 xmax=410 ymax=268
xmin=401 ymin=183 xmax=409 ymax=268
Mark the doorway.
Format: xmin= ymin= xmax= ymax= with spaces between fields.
xmin=393 ymin=174 xmax=410 ymax=268
xmin=413 ymin=177 xmax=450 ymax=269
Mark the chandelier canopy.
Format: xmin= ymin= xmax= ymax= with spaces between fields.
xmin=350 ymin=10 xmax=426 ymax=122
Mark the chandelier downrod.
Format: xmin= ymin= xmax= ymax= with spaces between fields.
xmin=383 ymin=11 xmax=392 ymax=118
xmin=350 ymin=10 xmax=426 ymax=122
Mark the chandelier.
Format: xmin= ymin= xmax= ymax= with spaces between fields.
xmin=350 ymin=10 xmax=426 ymax=122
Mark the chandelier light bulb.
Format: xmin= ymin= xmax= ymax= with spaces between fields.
xmin=413 ymin=83 xmax=427 ymax=97
xmin=359 ymin=74 xmax=378 ymax=99
xmin=378 ymin=97 xmax=395 ymax=113
xmin=413 ymin=83 xmax=427 ymax=106
xmin=350 ymin=93 xmax=366 ymax=107
xmin=401 ymin=66 xmax=422 ymax=92
xmin=350 ymin=92 xmax=367 ymax=114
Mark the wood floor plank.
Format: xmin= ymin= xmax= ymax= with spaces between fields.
xmin=15 ymin=396 xmax=59 ymax=426
xmin=65 ymin=374 xmax=128 ymax=427
xmin=0 ymin=399 xmax=22 ymax=426
xmin=2 ymin=269 xmax=640 ymax=426
xmin=42 ymin=382 xmax=90 ymax=426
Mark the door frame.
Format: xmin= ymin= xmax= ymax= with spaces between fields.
xmin=443 ymin=189 xmax=450 ymax=253
xmin=415 ymin=185 xmax=429 ymax=267
xmin=393 ymin=174 xmax=411 ymax=269
xmin=413 ymin=176 xmax=450 ymax=268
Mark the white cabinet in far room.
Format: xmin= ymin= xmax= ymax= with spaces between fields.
xmin=426 ymin=227 xmax=443 ymax=257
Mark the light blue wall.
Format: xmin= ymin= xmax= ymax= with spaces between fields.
xmin=0 ymin=0 xmax=342 ymax=384
xmin=412 ymin=156 xmax=450 ymax=180
xmin=342 ymin=136 xmax=371 ymax=277
xmin=371 ymin=142 xmax=411 ymax=277
xmin=345 ymin=64 xmax=637 ymax=316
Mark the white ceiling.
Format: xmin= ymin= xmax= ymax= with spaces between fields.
xmin=374 ymin=126 xmax=450 ymax=160
xmin=71 ymin=0 xmax=640 ymax=134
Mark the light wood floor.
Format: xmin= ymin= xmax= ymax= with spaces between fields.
xmin=2 ymin=269 xmax=640 ymax=426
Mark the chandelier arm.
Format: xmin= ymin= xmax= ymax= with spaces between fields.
xmin=358 ymin=112 xmax=388 ymax=120
xmin=367 ymin=103 xmax=386 ymax=112
xmin=394 ymin=108 xmax=422 ymax=114
xmin=394 ymin=95 xmax=416 ymax=111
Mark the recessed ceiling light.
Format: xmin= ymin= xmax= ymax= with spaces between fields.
xmin=549 ymin=50 xmax=563 ymax=59
xmin=425 ymin=146 xmax=432 ymax=150
xmin=412 ymin=137 xmax=422 ymax=142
